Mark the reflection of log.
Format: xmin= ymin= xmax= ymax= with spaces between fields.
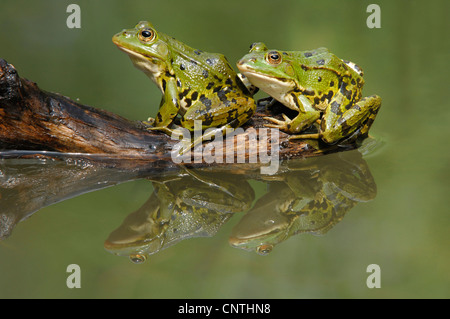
xmin=0 ymin=59 xmax=357 ymax=165
xmin=0 ymin=149 xmax=376 ymax=255
xmin=0 ymin=159 xmax=143 ymax=240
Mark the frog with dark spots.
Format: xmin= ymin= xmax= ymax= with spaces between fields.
xmin=113 ymin=21 xmax=256 ymax=153
xmin=237 ymin=42 xmax=381 ymax=144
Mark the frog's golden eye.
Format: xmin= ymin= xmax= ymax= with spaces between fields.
xmin=256 ymin=244 xmax=273 ymax=256
xmin=266 ymin=51 xmax=282 ymax=64
xmin=138 ymin=28 xmax=155 ymax=42
xmin=129 ymin=253 xmax=147 ymax=264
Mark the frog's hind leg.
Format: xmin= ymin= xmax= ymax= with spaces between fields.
xmin=354 ymin=95 xmax=382 ymax=137
xmin=177 ymin=122 xmax=242 ymax=156
xmin=178 ymin=96 xmax=256 ymax=155
xmin=321 ymin=95 xmax=381 ymax=144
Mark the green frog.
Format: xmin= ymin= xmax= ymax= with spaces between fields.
xmin=104 ymin=169 xmax=254 ymax=262
xmin=237 ymin=42 xmax=381 ymax=144
xmin=229 ymin=151 xmax=377 ymax=255
xmin=113 ymin=21 xmax=256 ymax=152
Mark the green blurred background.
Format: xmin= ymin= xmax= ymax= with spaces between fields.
xmin=0 ymin=0 xmax=449 ymax=298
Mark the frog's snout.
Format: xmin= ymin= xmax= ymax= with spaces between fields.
xmin=113 ymin=30 xmax=134 ymax=42
xmin=237 ymin=57 xmax=256 ymax=66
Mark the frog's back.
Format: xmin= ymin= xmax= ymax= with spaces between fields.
xmin=286 ymin=47 xmax=362 ymax=82
xmin=289 ymin=48 xmax=341 ymax=70
xmin=165 ymin=34 xmax=236 ymax=81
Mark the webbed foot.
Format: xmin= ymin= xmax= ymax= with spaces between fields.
xmin=263 ymin=114 xmax=292 ymax=132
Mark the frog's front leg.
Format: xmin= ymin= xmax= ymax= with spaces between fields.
xmin=146 ymin=77 xmax=180 ymax=136
xmin=264 ymin=93 xmax=321 ymax=135
xmin=320 ymin=95 xmax=381 ymax=144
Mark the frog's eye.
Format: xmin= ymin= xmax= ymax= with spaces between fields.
xmin=256 ymin=244 xmax=273 ymax=256
xmin=266 ymin=51 xmax=282 ymax=65
xmin=249 ymin=42 xmax=268 ymax=52
xmin=129 ymin=253 xmax=147 ymax=264
xmin=138 ymin=28 xmax=156 ymax=42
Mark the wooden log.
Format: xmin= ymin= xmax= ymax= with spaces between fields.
xmin=0 ymin=59 xmax=357 ymax=167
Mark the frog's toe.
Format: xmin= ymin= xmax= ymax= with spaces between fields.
xmin=142 ymin=120 xmax=155 ymax=127
xmin=145 ymin=126 xmax=176 ymax=137
xmin=288 ymin=133 xmax=320 ymax=140
xmin=281 ymin=114 xmax=290 ymax=122
xmin=264 ymin=123 xmax=282 ymax=129
xmin=145 ymin=117 xmax=156 ymax=125
xmin=263 ymin=116 xmax=284 ymax=125
xmin=263 ymin=115 xmax=290 ymax=131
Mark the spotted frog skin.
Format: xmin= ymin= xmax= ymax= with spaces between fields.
xmin=229 ymin=151 xmax=377 ymax=255
xmin=104 ymin=169 xmax=254 ymax=263
xmin=237 ymin=42 xmax=381 ymax=144
xmin=113 ymin=21 xmax=256 ymax=151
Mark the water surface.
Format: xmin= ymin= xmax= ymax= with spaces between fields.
xmin=0 ymin=0 xmax=448 ymax=298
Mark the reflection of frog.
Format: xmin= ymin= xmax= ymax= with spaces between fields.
xmin=113 ymin=21 xmax=256 ymax=153
xmin=104 ymin=170 xmax=254 ymax=263
xmin=229 ymin=150 xmax=377 ymax=255
xmin=237 ymin=43 xmax=381 ymax=144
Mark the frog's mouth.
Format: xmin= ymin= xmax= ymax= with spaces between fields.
xmin=115 ymin=45 xmax=155 ymax=60
xmin=238 ymin=66 xmax=295 ymax=102
xmin=115 ymin=45 xmax=161 ymax=65
xmin=115 ymin=45 xmax=165 ymax=84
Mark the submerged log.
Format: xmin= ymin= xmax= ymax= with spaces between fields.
xmin=0 ymin=59 xmax=357 ymax=167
